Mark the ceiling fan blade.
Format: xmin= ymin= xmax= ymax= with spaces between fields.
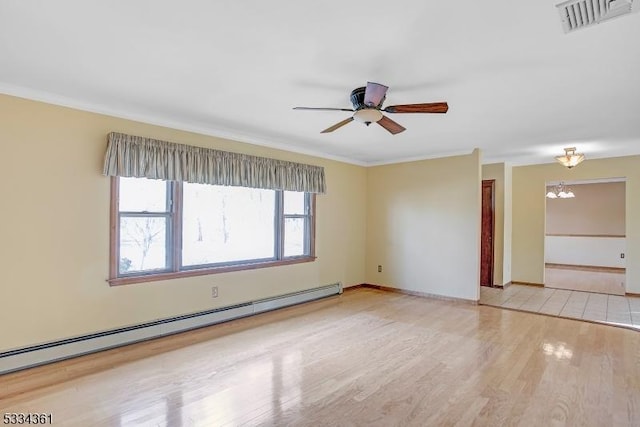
xmin=377 ymin=115 xmax=406 ymax=135
xmin=383 ymin=102 xmax=448 ymax=114
xmin=321 ymin=117 xmax=354 ymax=133
xmin=293 ymin=107 xmax=354 ymax=112
xmin=364 ymin=82 xmax=389 ymax=107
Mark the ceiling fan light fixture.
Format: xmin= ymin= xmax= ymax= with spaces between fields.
xmin=294 ymin=82 xmax=448 ymax=134
xmin=555 ymin=147 xmax=585 ymax=169
xmin=353 ymin=108 xmax=383 ymax=125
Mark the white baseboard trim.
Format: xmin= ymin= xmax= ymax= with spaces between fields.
xmin=357 ymin=283 xmax=478 ymax=305
xmin=0 ymin=283 xmax=342 ymax=375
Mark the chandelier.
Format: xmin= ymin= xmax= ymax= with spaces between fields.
xmin=546 ymin=182 xmax=575 ymax=199
xmin=555 ymin=147 xmax=585 ymax=169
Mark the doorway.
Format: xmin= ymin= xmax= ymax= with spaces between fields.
xmin=481 ymin=180 xmax=495 ymax=287
xmin=544 ymin=178 xmax=626 ymax=295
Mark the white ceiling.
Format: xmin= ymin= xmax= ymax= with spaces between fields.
xmin=1 ymin=1 xmax=639 ymax=166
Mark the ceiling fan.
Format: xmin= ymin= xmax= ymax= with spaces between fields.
xmin=293 ymin=82 xmax=448 ymax=135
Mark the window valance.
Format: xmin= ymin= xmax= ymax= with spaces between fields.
xmin=103 ymin=132 xmax=326 ymax=194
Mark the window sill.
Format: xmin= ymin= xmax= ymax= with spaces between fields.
xmin=108 ymin=256 xmax=317 ymax=286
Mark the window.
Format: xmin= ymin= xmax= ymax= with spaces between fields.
xmin=110 ymin=177 xmax=315 ymax=285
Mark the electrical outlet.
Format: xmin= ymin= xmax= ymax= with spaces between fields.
xmin=377 ymin=265 xmax=382 ymax=273
xmin=621 ymin=253 xmax=625 ymax=259
xmin=211 ymin=286 xmax=218 ymax=298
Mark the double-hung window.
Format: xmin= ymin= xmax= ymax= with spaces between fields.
xmin=110 ymin=177 xmax=315 ymax=285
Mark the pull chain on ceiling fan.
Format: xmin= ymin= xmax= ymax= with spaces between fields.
xmin=293 ymin=82 xmax=448 ymax=135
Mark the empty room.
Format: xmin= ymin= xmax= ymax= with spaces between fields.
xmin=1 ymin=1 xmax=639 ymax=426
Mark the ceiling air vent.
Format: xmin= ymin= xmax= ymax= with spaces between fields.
xmin=557 ymin=0 xmax=635 ymax=33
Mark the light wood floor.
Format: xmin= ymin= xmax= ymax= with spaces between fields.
xmin=2 ymin=288 xmax=640 ymax=426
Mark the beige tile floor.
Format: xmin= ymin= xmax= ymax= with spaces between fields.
xmin=544 ymin=265 xmax=625 ymax=295
xmin=480 ymin=284 xmax=640 ymax=330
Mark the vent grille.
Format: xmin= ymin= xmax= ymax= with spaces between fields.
xmin=557 ymin=0 xmax=635 ymax=32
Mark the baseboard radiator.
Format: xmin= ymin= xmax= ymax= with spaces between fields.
xmin=0 ymin=283 xmax=342 ymax=375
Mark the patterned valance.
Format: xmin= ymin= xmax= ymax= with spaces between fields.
xmin=103 ymin=132 xmax=326 ymax=194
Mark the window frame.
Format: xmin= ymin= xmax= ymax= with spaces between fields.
xmin=109 ymin=177 xmax=316 ymax=286
xmin=281 ymin=192 xmax=313 ymax=258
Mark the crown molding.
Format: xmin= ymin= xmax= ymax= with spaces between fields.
xmin=366 ymin=149 xmax=476 ymax=167
xmin=4 ymin=83 xmax=639 ymax=169
xmin=0 ymin=82 xmax=368 ymax=167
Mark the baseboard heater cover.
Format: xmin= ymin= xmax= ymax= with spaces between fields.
xmin=0 ymin=283 xmax=342 ymax=375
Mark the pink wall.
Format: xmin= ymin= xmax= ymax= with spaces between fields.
xmin=546 ymin=181 xmax=625 ymax=236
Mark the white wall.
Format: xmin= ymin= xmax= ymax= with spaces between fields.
xmin=365 ymin=149 xmax=482 ymax=301
xmin=545 ymin=236 xmax=625 ymax=268
xmin=503 ymin=164 xmax=513 ymax=283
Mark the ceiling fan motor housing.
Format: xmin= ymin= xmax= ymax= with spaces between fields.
xmin=351 ymin=86 xmax=384 ymax=125
xmin=351 ymin=87 xmax=377 ymax=110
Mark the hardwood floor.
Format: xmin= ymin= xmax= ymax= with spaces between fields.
xmin=1 ymin=288 xmax=639 ymax=426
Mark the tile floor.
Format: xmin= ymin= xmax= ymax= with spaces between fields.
xmin=544 ymin=265 xmax=625 ymax=295
xmin=480 ymin=284 xmax=640 ymax=330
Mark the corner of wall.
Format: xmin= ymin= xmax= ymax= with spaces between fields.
xmin=365 ymin=149 xmax=483 ymax=301
xmin=503 ymin=163 xmax=513 ymax=284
